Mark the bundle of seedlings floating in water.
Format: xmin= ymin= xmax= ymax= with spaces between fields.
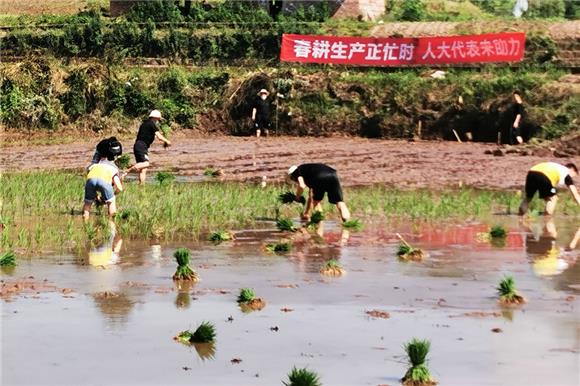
xmin=115 ymin=154 xmax=131 ymax=170
xmin=172 ymin=248 xmax=199 ymax=282
xmin=497 ymin=276 xmax=526 ymax=305
xmin=237 ymin=288 xmax=266 ymax=312
xmin=277 ymin=217 xmax=297 ymax=232
xmin=401 ymin=338 xmax=437 ymax=386
xmin=0 ymin=251 xmax=16 ymax=267
xmin=209 ymin=230 xmax=234 ymax=243
xmin=175 ymin=321 xmax=216 ymax=344
xmin=265 ymin=241 xmax=292 ymax=254
xmin=204 ymin=167 xmax=224 ymax=177
xmin=342 ymin=219 xmax=362 ymax=231
xmin=283 ymin=367 xmax=322 ymax=386
xmin=397 ymin=234 xmax=425 ymax=261
xmin=320 ymin=259 xmax=345 ymax=277
xmin=155 ymin=171 xmax=175 ymax=185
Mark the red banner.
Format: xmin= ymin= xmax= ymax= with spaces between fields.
xmin=280 ymin=32 xmax=525 ymax=66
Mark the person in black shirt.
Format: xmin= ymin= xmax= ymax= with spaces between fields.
xmin=251 ymin=89 xmax=271 ymax=138
xmin=124 ymin=110 xmax=171 ymax=184
xmin=510 ymin=91 xmax=524 ymax=145
xmin=288 ymin=163 xmax=351 ymax=222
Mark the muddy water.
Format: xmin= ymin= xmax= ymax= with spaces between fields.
xmin=2 ymin=217 xmax=579 ymax=386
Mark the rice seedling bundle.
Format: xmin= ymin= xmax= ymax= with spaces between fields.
xmin=174 ymin=321 xmax=216 ymax=344
xmin=402 ymin=338 xmax=436 ymax=386
xmin=319 ymin=259 xmax=345 ymax=276
xmin=209 ymin=230 xmax=234 ymax=243
xmin=497 ymin=276 xmax=526 ymax=305
xmin=283 ymin=367 xmax=322 ymax=386
xmin=277 ymin=217 xmax=297 ymax=232
xmin=265 ymin=241 xmax=292 ymax=253
xmin=342 ymin=219 xmax=362 ymax=231
xmin=172 ymin=248 xmax=199 ymax=281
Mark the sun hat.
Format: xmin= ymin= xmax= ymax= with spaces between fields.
xmin=149 ymin=110 xmax=162 ymax=119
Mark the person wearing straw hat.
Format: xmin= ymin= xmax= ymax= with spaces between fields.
xmin=287 ymin=163 xmax=351 ymax=222
xmin=251 ymin=89 xmax=272 ymax=138
xmin=124 ymin=109 xmax=171 ymax=184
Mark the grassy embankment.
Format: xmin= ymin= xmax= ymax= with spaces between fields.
xmin=0 ymin=1 xmax=577 ymax=140
xmin=1 ymin=171 xmax=577 ymax=252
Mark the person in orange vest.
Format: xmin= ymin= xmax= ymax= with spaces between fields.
xmin=519 ymin=162 xmax=579 ymax=216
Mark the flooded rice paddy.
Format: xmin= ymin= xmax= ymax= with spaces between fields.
xmin=2 ymin=216 xmax=579 ymax=386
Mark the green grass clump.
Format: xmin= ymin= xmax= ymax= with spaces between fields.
xmin=265 ymin=242 xmax=292 ymax=253
xmin=283 ymin=367 xmax=321 ymax=386
xmin=172 ymin=248 xmax=199 ymax=281
xmin=175 ymin=321 xmax=216 ymax=344
xmin=204 ymin=167 xmax=222 ymax=177
xmin=402 ymin=338 xmax=436 ymax=385
xmin=155 ymin=171 xmax=175 ymax=185
xmin=0 ymin=251 xmax=16 ymax=267
xmin=115 ymin=154 xmax=131 ymax=170
xmin=497 ymin=276 xmax=525 ymax=304
xmin=490 ymin=225 xmax=507 ymax=238
xmin=277 ymin=217 xmax=297 ymax=232
xmin=209 ymin=230 xmax=233 ymax=243
xmin=320 ymin=259 xmax=345 ymax=276
xmin=342 ymin=219 xmax=362 ymax=231
xmin=237 ymin=288 xmax=256 ymax=303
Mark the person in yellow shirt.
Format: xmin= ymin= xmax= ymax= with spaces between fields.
xmin=83 ymin=140 xmax=124 ymax=222
xmin=519 ymin=162 xmax=579 ymax=216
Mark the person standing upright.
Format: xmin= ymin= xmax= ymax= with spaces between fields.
xmin=251 ymin=89 xmax=272 ymax=138
xmin=509 ymin=91 xmax=525 ymax=145
xmin=124 ymin=110 xmax=171 ymax=184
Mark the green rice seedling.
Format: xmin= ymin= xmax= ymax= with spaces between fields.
xmin=237 ymin=288 xmax=256 ymax=303
xmin=174 ymin=321 xmax=216 ymax=344
xmin=237 ymin=288 xmax=266 ymax=312
xmin=320 ymin=259 xmax=345 ymax=276
xmin=265 ymin=241 xmax=292 ymax=254
xmin=342 ymin=219 xmax=362 ymax=231
xmin=191 ymin=321 xmax=216 ymax=343
xmin=497 ymin=276 xmax=525 ymax=305
xmin=308 ymin=211 xmax=325 ymax=227
xmin=204 ymin=167 xmax=223 ymax=177
xmin=115 ymin=154 xmax=131 ymax=170
xmin=118 ymin=208 xmax=137 ymax=220
xmin=279 ymin=191 xmax=297 ymax=204
xmin=396 ymin=234 xmax=425 ymax=261
xmin=402 ymin=338 xmax=436 ymax=386
xmin=172 ymin=247 xmax=199 ymax=282
xmin=489 ymin=225 xmax=507 ymax=238
xmin=209 ymin=230 xmax=234 ymax=243
xmin=155 ymin=171 xmax=175 ymax=185
xmin=277 ymin=217 xmax=297 ymax=232
xmin=283 ymin=367 xmax=322 ymax=386
xmin=0 ymin=251 xmax=16 ymax=267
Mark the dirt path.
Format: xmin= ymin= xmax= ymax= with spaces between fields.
xmin=2 ymin=136 xmax=578 ymax=190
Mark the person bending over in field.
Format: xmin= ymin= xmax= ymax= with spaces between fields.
xmin=83 ymin=140 xmax=123 ymax=222
xmin=288 ymin=163 xmax=351 ymax=222
xmin=519 ymin=162 xmax=580 ymax=216
xmin=88 ymin=136 xmax=120 ymax=169
xmin=124 ymin=110 xmax=171 ymax=184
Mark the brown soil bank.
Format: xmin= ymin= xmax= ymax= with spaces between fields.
xmin=2 ymin=136 xmax=578 ymax=190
